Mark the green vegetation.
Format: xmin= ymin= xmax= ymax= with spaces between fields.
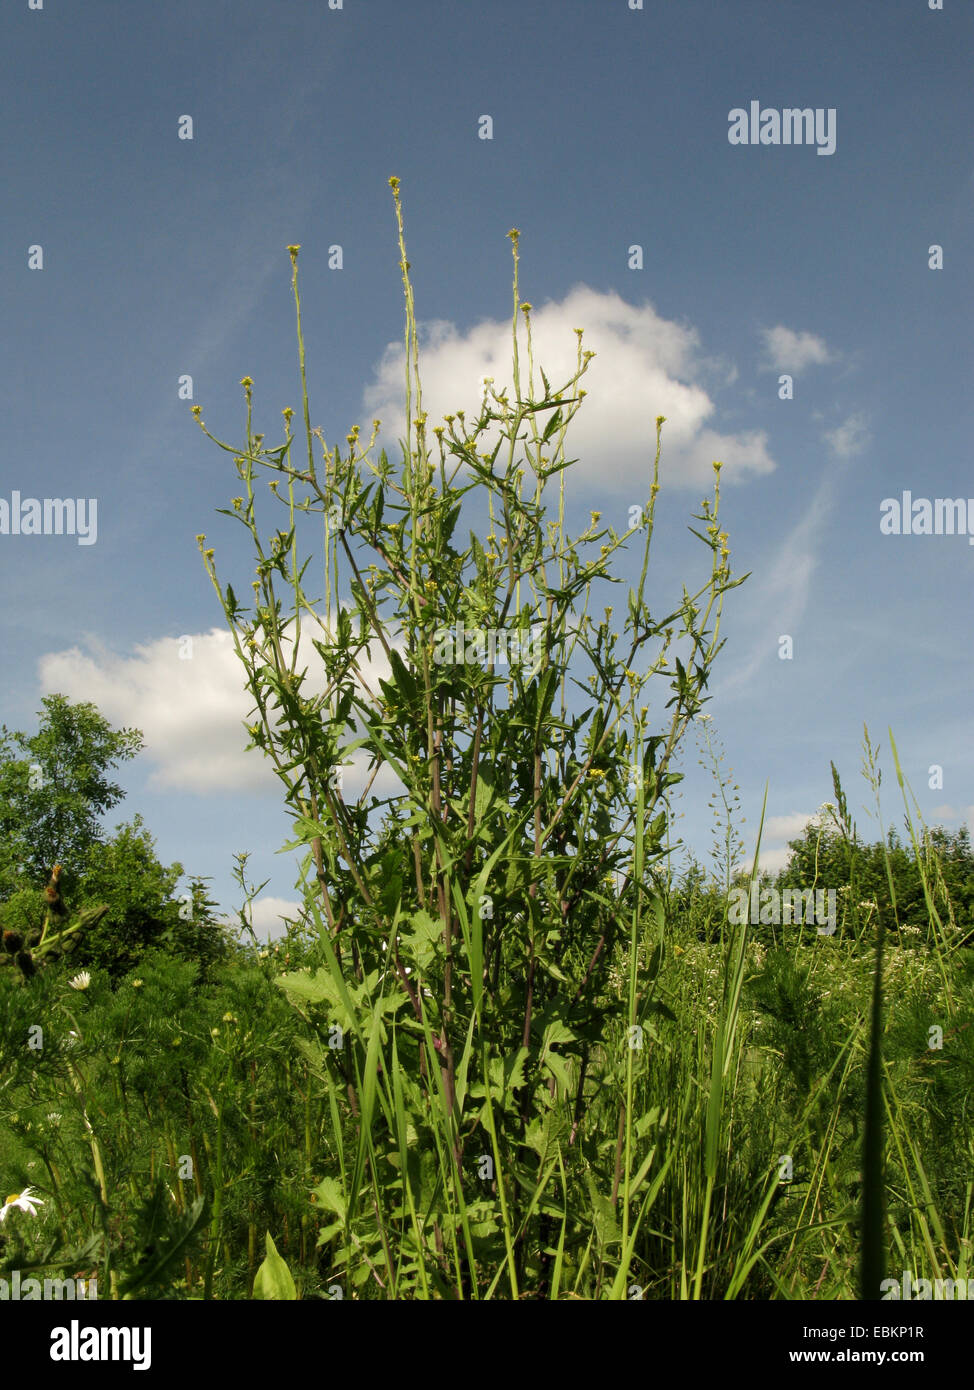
xmin=1 ymin=183 xmax=970 ymax=1299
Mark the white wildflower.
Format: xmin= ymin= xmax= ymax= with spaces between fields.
xmin=0 ymin=1187 xmax=45 ymax=1223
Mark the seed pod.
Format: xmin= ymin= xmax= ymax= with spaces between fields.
xmin=2 ymin=930 xmax=23 ymax=954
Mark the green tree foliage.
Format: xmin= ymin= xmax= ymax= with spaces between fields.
xmin=0 ymin=697 xmax=230 ymax=980
xmin=73 ymin=816 xmax=229 ymax=979
xmin=778 ymin=818 xmax=974 ymax=941
xmin=0 ymin=693 xmax=142 ymax=885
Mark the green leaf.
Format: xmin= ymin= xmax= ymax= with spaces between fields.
xmin=541 ymin=1018 xmax=578 ymax=1051
xmin=471 ymin=764 xmax=497 ymax=826
xmin=542 ymin=1051 xmax=573 ymax=1093
xmin=275 ymin=967 xmax=333 ymax=1006
xmin=399 ymin=909 xmax=444 ymax=971
xmin=541 ymin=407 xmax=564 ymax=443
xmin=253 ymin=1232 xmax=297 ymax=1300
xmin=310 ymin=1177 xmax=347 ymax=1219
xmin=584 ymin=1172 xmax=620 ymax=1249
xmin=537 ymin=954 xmax=569 ymax=983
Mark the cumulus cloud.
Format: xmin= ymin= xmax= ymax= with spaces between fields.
xmin=739 ymin=844 xmax=795 ymax=876
xmin=240 ymin=896 xmax=303 ymax=942
xmin=360 ymin=286 xmax=775 ymax=494
xmin=823 ymin=412 xmax=870 ymax=459
xmin=763 ymin=811 xmax=821 ymax=841
xmin=734 ymin=811 xmax=827 ymax=877
xmin=759 ymin=325 xmax=834 ymax=373
xmin=36 ymin=623 xmax=401 ymax=796
xmin=38 ymin=630 xmax=265 ymax=793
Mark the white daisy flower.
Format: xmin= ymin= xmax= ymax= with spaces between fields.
xmin=69 ymin=971 xmax=91 ymax=991
xmin=0 ymin=1186 xmax=45 ymax=1223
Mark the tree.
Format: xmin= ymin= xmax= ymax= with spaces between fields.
xmin=0 ymin=694 xmax=143 ymax=888
xmin=0 ymin=697 xmax=231 ymax=981
xmin=71 ymin=815 xmax=229 ymax=979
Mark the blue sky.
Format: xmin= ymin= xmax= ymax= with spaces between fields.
xmin=3 ymin=0 xmax=972 ymax=938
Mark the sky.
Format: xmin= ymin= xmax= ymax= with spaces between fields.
xmin=2 ymin=0 xmax=972 ymax=940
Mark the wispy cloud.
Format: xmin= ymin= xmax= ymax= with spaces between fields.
xmin=714 ymin=469 xmax=837 ymax=695
xmin=822 ymin=412 xmax=870 ymax=459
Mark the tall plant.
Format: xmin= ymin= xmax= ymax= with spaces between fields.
xmin=193 ymin=178 xmax=745 ymax=1297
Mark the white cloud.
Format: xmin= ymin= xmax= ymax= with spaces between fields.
xmin=759 ymin=325 xmax=834 ymax=373
xmin=823 ymin=412 xmax=870 ymax=459
xmin=763 ymin=811 xmax=821 ymax=840
xmin=930 ymin=805 xmax=974 ymax=826
xmin=38 ymin=630 xmax=265 ymax=793
xmin=243 ymin=896 xmax=303 ymax=941
xmin=739 ymin=844 xmax=794 ymax=876
xmin=360 ymin=286 xmax=775 ymax=494
xmin=36 ymin=623 xmax=402 ymax=796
